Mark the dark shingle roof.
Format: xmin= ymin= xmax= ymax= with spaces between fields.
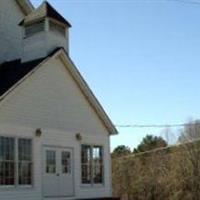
xmin=0 ymin=58 xmax=45 ymax=96
xmin=45 ymin=1 xmax=71 ymax=27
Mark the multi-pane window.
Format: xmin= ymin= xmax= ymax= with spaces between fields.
xmin=18 ymin=139 xmax=32 ymax=185
xmin=0 ymin=137 xmax=15 ymax=185
xmin=0 ymin=137 xmax=32 ymax=187
xmin=93 ymin=146 xmax=103 ymax=184
xmin=62 ymin=151 xmax=71 ymax=174
xmin=81 ymin=145 xmax=92 ymax=184
xmin=81 ymin=145 xmax=103 ymax=185
xmin=46 ymin=150 xmax=56 ymax=174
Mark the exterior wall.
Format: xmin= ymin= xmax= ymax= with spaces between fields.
xmin=42 ymin=127 xmax=111 ymax=200
xmin=0 ymin=124 xmax=42 ymax=200
xmin=0 ymin=57 xmax=112 ymax=199
xmin=22 ymin=31 xmax=48 ymax=62
xmin=0 ymin=0 xmax=25 ymax=63
xmin=47 ymin=30 xmax=68 ymax=54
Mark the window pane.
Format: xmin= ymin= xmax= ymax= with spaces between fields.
xmin=46 ymin=150 xmax=56 ymax=174
xmin=18 ymin=163 xmax=32 ymax=185
xmin=93 ymin=146 xmax=103 ymax=184
xmin=0 ymin=137 xmax=15 ymax=161
xmin=82 ymin=145 xmax=91 ymax=164
xmin=81 ymin=145 xmax=92 ymax=184
xmin=18 ymin=139 xmax=32 ymax=161
xmin=18 ymin=139 xmax=32 ymax=185
xmin=62 ymin=151 xmax=71 ymax=174
xmin=0 ymin=137 xmax=15 ymax=186
xmin=82 ymin=164 xmax=92 ymax=184
xmin=93 ymin=146 xmax=102 ymax=162
xmin=93 ymin=164 xmax=103 ymax=184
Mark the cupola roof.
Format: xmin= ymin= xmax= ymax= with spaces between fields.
xmin=19 ymin=1 xmax=71 ymax=27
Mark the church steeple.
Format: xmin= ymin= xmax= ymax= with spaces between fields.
xmin=20 ymin=1 xmax=71 ymax=62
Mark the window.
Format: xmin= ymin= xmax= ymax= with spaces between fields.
xmin=81 ymin=145 xmax=92 ymax=184
xmin=93 ymin=146 xmax=103 ymax=184
xmin=0 ymin=137 xmax=32 ymax=187
xmin=18 ymin=139 xmax=32 ymax=185
xmin=0 ymin=137 xmax=15 ymax=185
xmin=81 ymin=145 xmax=103 ymax=185
xmin=25 ymin=20 xmax=45 ymax=38
xmin=62 ymin=151 xmax=71 ymax=174
xmin=46 ymin=150 xmax=56 ymax=174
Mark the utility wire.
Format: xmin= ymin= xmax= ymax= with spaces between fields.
xmin=115 ymin=122 xmax=200 ymax=128
xmin=136 ymin=0 xmax=200 ymax=5
xmin=167 ymin=0 xmax=200 ymax=5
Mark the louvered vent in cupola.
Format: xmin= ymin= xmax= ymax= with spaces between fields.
xmin=24 ymin=20 xmax=45 ymax=38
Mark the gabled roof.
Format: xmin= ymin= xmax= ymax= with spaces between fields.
xmin=55 ymin=48 xmax=118 ymax=135
xmin=0 ymin=48 xmax=118 ymax=135
xmin=19 ymin=1 xmax=71 ymax=27
xmin=16 ymin=0 xmax=34 ymax=15
xmin=0 ymin=58 xmax=45 ymax=96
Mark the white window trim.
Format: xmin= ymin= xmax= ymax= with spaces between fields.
xmin=0 ymin=136 xmax=33 ymax=189
xmin=80 ymin=144 xmax=104 ymax=187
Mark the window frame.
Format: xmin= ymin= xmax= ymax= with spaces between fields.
xmin=46 ymin=150 xmax=56 ymax=174
xmin=18 ymin=138 xmax=33 ymax=187
xmin=92 ymin=145 xmax=104 ymax=184
xmin=81 ymin=144 xmax=104 ymax=186
xmin=61 ymin=151 xmax=71 ymax=174
xmin=0 ymin=137 xmax=15 ymax=187
xmin=0 ymin=136 xmax=33 ymax=189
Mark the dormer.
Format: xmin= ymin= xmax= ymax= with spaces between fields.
xmin=20 ymin=1 xmax=71 ymax=62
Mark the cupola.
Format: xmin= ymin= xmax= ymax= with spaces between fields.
xmin=20 ymin=1 xmax=71 ymax=62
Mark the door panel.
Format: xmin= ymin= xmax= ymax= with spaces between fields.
xmin=43 ymin=147 xmax=74 ymax=198
xmin=43 ymin=147 xmax=59 ymax=197
xmin=59 ymin=149 xmax=74 ymax=197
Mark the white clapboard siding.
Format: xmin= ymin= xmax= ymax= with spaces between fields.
xmin=0 ymin=0 xmax=25 ymax=63
xmin=0 ymin=56 xmax=112 ymax=200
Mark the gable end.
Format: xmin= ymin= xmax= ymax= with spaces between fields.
xmin=55 ymin=49 xmax=118 ymax=135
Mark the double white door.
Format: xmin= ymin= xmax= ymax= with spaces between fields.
xmin=43 ymin=146 xmax=74 ymax=198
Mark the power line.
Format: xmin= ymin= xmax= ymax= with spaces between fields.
xmin=115 ymin=122 xmax=200 ymax=128
xmin=139 ymin=0 xmax=200 ymax=5
xmin=167 ymin=0 xmax=200 ymax=5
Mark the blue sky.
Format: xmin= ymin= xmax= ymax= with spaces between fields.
xmin=32 ymin=0 xmax=200 ymax=151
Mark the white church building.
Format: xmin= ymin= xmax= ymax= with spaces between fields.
xmin=0 ymin=0 xmax=118 ymax=199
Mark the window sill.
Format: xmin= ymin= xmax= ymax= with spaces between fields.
xmin=80 ymin=183 xmax=104 ymax=189
xmin=0 ymin=185 xmax=34 ymax=191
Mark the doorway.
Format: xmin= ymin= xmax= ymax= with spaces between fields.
xmin=43 ymin=146 xmax=74 ymax=198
